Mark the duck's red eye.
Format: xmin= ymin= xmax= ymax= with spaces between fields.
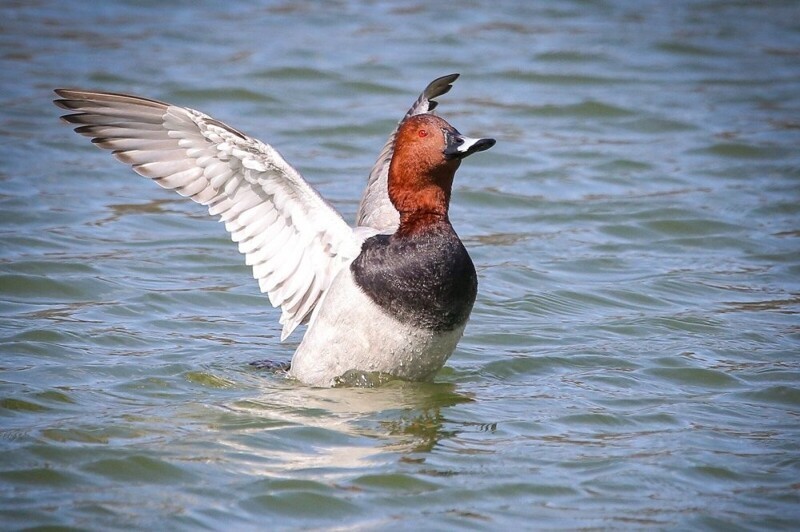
xmin=418 ymin=129 xmax=428 ymax=138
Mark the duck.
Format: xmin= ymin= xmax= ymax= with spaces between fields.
xmin=54 ymin=73 xmax=495 ymax=387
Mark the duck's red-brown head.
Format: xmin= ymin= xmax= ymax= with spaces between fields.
xmin=388 ymin=114 xmax=495 ymax=235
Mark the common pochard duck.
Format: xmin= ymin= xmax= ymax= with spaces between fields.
xmin=54 ymin=74 xmax=495 ymax=387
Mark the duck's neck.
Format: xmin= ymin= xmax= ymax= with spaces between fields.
xmin=397 ymin=210 xmax=450 ymax=237
xmin=389 ymin=163 xmax=456 ymax=237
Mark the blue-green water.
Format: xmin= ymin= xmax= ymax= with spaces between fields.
xmin=2 ymin=1 xmax=799 ymax=529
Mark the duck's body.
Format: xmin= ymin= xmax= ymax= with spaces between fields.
xmin=55 ymin=74 xmax=494 ymax=387
xmin=293 ymin=219 xmax=477 ymax=386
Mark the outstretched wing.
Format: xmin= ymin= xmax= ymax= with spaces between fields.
xmin=54 ymin=89 xmax=362 ymax=341
xmin=355 ymin=73 xmax=459 ymax=232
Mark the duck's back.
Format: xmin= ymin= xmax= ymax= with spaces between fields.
xmin=289 ymin=221 xmax=476 ymax=386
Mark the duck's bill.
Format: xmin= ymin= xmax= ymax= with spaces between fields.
xmin=443 ymin=133 xmax=496 ymax=160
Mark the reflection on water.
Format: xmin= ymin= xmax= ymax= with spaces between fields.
xmin=226 ymin=380 xmax=474 ymax=466
xmin=98 ymin=375 xmax=482 ymax=490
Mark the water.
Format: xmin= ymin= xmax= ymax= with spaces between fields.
xmin=2 ymin=0 xmax=799 ymax=529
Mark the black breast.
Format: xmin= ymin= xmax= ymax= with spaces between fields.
xmin=351 ymin=222 xmax=477 ymax=331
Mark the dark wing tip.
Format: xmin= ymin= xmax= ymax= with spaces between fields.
xmin=423 ymin=73 xmax=460 ymax=101
xmin=59 ymin=113 xmax=87 ymax=124
xmin=52 ymin=88 xmax=170 ymax=109
xmin=54 ymin=88 xmax=73 ymax=112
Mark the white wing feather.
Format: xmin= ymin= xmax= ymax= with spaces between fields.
xmin=55 ymin=89 xmax=362 ymax=341
xmin=355 ymin=73 xmax=460 ymax=232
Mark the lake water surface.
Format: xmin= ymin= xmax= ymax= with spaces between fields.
xmin=1 ymin=1 xmax=799 ymax=529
